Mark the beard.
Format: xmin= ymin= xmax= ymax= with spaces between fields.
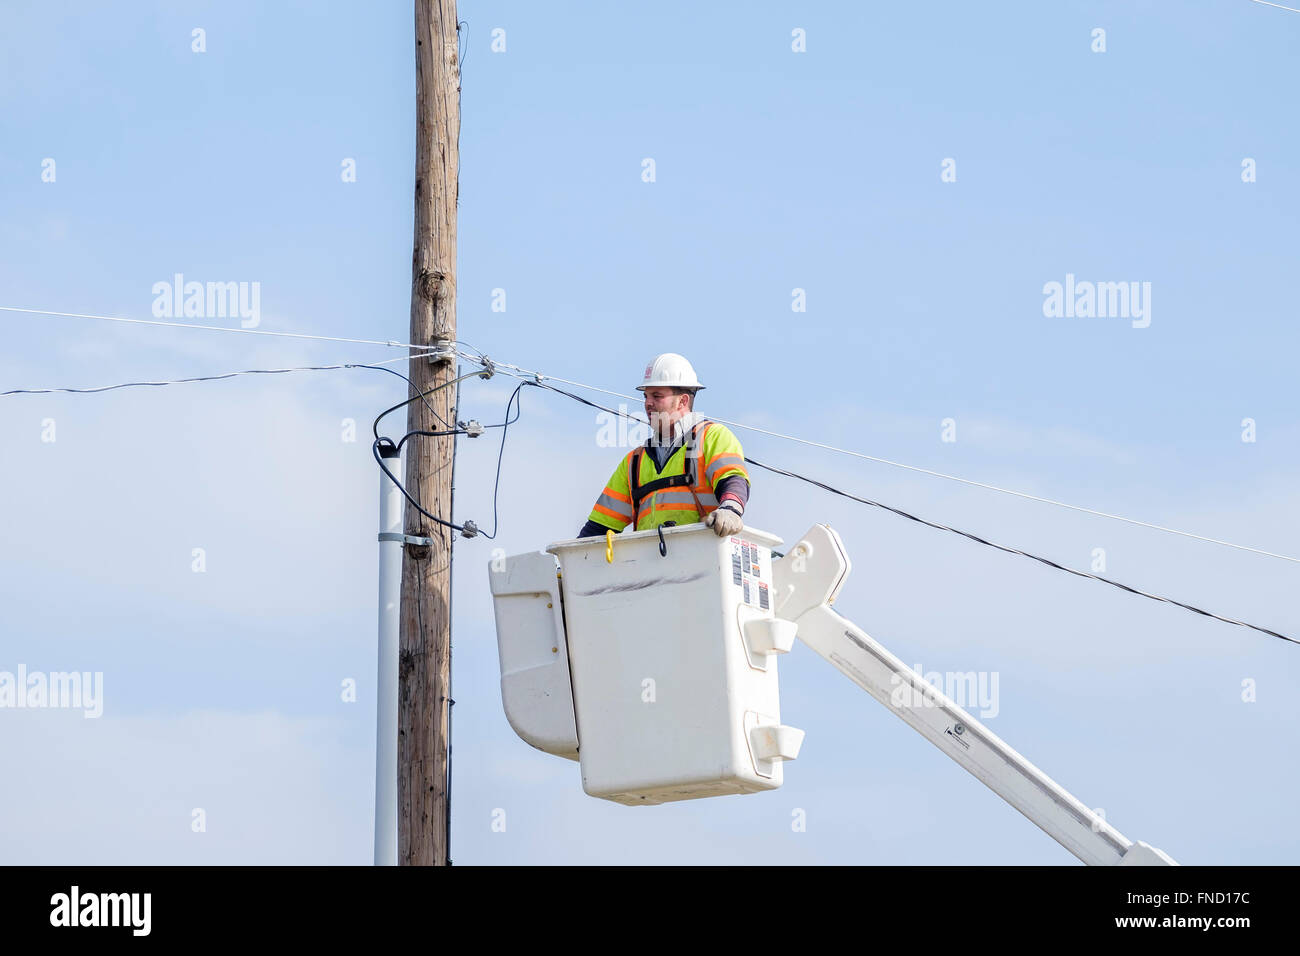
xmin=648 ymin=410 xmax=677 ymax=444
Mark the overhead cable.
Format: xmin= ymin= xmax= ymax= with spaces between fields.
xmin=745 ymin=454 xmax=1297 ymax=646
xmin=0 ymin=305 xmax=432 ymax=351
xmin=371 ymin=368 xmax=489 ymax=441
xmin=493 ymin=369 xmax=1295 ymax=647
xmin=377 ymin=379 xmax=523 ymax=542
xmin=457 ymin=349 xmax=1300 ymax=566
xmin=1245 ymin=0 xmax=1300 ymax=14
xmin=1 ymin=351 xmax=437 ymax=396
xmin=371 ymin=437 xmax=475 ymax=537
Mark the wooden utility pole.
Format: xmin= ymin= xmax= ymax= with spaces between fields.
xmin=400 ymin=0 xmax=459 ymax=867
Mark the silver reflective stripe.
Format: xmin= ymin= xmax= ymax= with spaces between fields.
xmin=596 ymin=493 xmax=634 ymax=518
xmin=649 ymin=492 xmax=698 ymax=508
xmin=704 ymin=454 xmax=745 ymax=485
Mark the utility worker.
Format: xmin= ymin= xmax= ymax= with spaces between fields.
xmin=578 ymin=353 xmax=750 ymax=539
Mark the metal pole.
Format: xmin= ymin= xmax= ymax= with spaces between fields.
xmin=375 ymin=442 xmax=404 ymax=866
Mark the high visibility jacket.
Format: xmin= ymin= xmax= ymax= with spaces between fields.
xmin=588 ymin=419 xmax=749 ymax=532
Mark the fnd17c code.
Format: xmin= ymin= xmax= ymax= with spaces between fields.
xmin=1128 ymin=892 xmax=1250 ymax=907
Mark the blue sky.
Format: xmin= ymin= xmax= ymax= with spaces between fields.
xmin=1 ymin=0 xmax=1297 ymax=864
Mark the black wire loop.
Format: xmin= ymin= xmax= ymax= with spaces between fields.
xmin=658 ymin=521 xmax=676 ymax=557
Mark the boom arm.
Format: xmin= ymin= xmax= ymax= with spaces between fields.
xmin=771 ymin=524 xmax=1176 ymax=866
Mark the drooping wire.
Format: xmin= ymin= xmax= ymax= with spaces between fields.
xmin=366 ymin=360 xmax=455 ymax=433
xmin=375 ymin=367 xmax=521 ymax=540
xmin=490 ymin=367 xmax=1295 ymax=647
xmin=0 ymin=304 xmax=428 ymax=351
xmin=454 ymin=348 xmax=1300 ymax=566
xmin=372 ymin=368 xmax=486 ymax=441
xmin=744 ymin=455 xmax=1297 ymax=646
xmin=396 ymin=428 xmax=464 ymax=452
xmin=2 ymin=352 xmax=437 ymax=396
xmin=372 ymin=437 xmax=470 ymax=536
xmin=385 ymin=378 xmax=524 ymax=541
xmin=1245 ymin=0 xmax=1300 ymax=15
xmin=367 ymin=365 xmax=496 ymax=538
xmin=15 ymin=299 xmax=1290 ymax=562
xmin=0 ymin=337 xmax=489 ymax=538
xmin=476 ymin=381 xmax=524 ymax=540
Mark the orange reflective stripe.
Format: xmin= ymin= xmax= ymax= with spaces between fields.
xmin=592 ymin=503 xmax=630 ymax=524
xmin=648 ymin=495 xmax=701 ymax=510
xmin=602 ymin=487 xmax=632 ymax=504
xmin=643 ymin=494 xmax=714 ymax=514
xmin=685 ymin=423 xmax=709 ymax=468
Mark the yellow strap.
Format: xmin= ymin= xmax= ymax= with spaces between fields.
xmin=605 ymin=529 xmax=614 ymax=563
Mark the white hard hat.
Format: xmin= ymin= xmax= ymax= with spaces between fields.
xmin=636 ymin=353 xmax=704 ymax=391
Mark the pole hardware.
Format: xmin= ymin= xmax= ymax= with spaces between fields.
xmin=425 ymin=337 xmax=457 ymax=365
xmin=379 ymin=532 xmax=435 ymax=547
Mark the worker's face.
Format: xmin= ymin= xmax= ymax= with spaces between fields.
xmin=643 ymin=387 xmax=689 ymax=438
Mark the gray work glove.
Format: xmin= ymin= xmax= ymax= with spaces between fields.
xmin=705 ymin=503 xmax=744 ymax=537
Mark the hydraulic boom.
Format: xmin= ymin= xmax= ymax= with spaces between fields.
xmin=772 ymin=524 xmax=1176 ymax=866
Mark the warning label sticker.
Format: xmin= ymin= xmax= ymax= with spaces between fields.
xmin=732 ymin=538 xmax=769 ymax=608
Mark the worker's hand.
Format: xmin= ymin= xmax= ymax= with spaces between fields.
xmin=705 ymin=504 xmax=744 ymax=537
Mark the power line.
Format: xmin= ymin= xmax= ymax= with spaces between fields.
xmin=372 ymin=438 xmax=476 ymax=538
xmin=376 ymin=379 xmax=524 ymax=542
xmin=496 ymin=372 xmax=1295 ymax=647
xmin=1245 ymin=0 xmax=1300 ymax=14
xmin=458 ymin=349 xmax=1300 ymax=566
xmin=0 ymin=343 xmax=486 ymax=536
xmin=372 ymin=368 xmax=487 ymax=441
xmin=1 ymin=351 xmax=436 ymax=396
xmin=18 ymin=303 xmax=1289 ymax=564
xmin=14 ymin=329 xmax=1295 ymax=572
xmin=6 ymin=336 xmax=1289 ymax=642
xmin=475 ymin=381 xmax=524 ymax=540
xmin=0 ymin=305 xmax=429 ymax=351
xmin=745 ymin=454 xmax=1297 ymax=647
xmin=0 ymin=340 xmax=495 ymax=537
xmin=0 ymin=304 xmax=487 ymax=366
xmin=368 ymin=365 xmax=517 ymax=541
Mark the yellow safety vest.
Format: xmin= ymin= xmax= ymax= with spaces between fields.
xmin=588 ymin=419 xmax=749 ymax=532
